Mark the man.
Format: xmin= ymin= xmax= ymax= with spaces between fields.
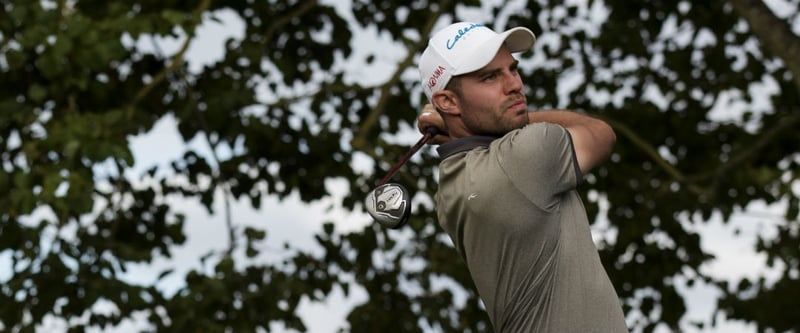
xmin=416 ymin=22 xmax=628 ymax=332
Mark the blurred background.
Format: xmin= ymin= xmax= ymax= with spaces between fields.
xmin=1 ymin=0 xmax=799 ymax=332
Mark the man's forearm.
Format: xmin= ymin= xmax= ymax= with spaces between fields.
xmin=527 ymin=109 xmax=598 ymax=127
xmin=528 ymin=109 xmax=616 ymax=173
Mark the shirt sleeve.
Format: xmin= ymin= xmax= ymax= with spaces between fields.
xmin=494 ymin=122 xmax=580 ymax=212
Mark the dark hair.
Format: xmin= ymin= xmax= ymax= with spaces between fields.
xmin=445 ymin=76 xmax=463 ymax=97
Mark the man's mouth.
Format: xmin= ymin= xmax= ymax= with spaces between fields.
xmin=508 ymin=99 xmax=527 ymax=113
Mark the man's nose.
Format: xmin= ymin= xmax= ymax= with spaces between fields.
xmin=503 ymin=71 xmax=523 ymax=94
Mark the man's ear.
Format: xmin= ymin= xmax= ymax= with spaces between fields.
xmin=431 ymin=90 xmax=460 ymax=116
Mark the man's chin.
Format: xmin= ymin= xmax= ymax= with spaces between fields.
xmin=515 ymin=110 xmax=529 ymax=126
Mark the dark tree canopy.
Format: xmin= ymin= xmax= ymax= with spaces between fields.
xmin=1 ymin=0 xmax=799 ymax=332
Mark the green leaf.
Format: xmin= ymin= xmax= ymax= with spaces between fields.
xmin=36 ymin=52 xmax=63 ymax=78
xmin=161 ymin=9 xmax=187 ymax=26
xmin=51 ymin=35 xmax=73 ymax=57
xmin=5 ymin=48 xmax=26 ymax=70
xmin=27 ymin=84 xmax=48 ymax=102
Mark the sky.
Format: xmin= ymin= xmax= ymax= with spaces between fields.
xmin=6 ymin=0 xmax=797 ymax=332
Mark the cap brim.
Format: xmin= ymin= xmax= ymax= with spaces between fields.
xmin=503 ymin=27 xmax=536 ymax=53
xmin=453 ymin=27 xmax=536 ymax=76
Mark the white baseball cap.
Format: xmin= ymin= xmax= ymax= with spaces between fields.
xmin=419 ymin=22 xmax=536 ymax=101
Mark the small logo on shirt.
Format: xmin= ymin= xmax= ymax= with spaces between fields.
xmin=467 ymin=193 xmax=479 ymax=201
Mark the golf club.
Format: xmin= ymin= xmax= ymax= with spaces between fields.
xmin=365 ymin=127 xmax=439 ymax=229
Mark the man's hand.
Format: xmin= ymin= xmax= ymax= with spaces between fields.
xmin=417 ymin=104 xmax=452 ymax=145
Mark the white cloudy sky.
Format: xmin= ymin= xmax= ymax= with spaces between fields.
xmin=9 ymin=0 xmax=798 ymax=332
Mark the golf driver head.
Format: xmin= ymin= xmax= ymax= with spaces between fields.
xmin=365 ymin=183 xmax=411 ymax=229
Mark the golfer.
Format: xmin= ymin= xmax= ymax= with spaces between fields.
xmin=416 ymin=22 xmax=628 ymax=332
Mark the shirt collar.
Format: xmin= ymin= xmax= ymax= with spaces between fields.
xmin=437 ymin=135 xmax=498 ymax=160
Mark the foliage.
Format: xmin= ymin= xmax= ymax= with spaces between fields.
xmin=1 ymin=0 xmax=799 ymax=332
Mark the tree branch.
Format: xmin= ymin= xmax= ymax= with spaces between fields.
xmin=690 ymin=112 xmax=800 ymax=181
xmin=599 ymin=115 xmax=710 ymax=196
xmin=351 ymin=0 xmax=453 ymax=153
xmin=268 ymin=81 xmax=374 ymax=109
xmin=729 ymin=0 xmax=800 ymax=94
xmin=261 ymin=0 xmax=318 ymax=47
xmin=127 ymin=0 xmax=239 ymax=255
xmin=130 ymin=0 xmax=211 ymax=106
xmin=602 ymin=111 xmax=800 ymax=198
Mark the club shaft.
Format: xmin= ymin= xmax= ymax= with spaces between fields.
xmin=377 ymin=129 xmax=436 ymax=186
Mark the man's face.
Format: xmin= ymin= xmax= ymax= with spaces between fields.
xmin=455 ymin=46 xmax=528 ymax=136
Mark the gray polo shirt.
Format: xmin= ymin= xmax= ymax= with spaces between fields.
xmin=435 ymin=122 xmax=627 ymax=332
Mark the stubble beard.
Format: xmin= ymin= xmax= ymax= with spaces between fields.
xmin=462 ymin=96 xmax=529 ymax=137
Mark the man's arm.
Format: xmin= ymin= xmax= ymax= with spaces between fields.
xmin=417 ymin=104 xmax=615 ymax=174
xmin=527 ymin=110 xmax=615 ymax=174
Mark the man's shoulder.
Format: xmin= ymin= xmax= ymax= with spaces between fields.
xmin=493 ymin=123 xmax=571 ymax=154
